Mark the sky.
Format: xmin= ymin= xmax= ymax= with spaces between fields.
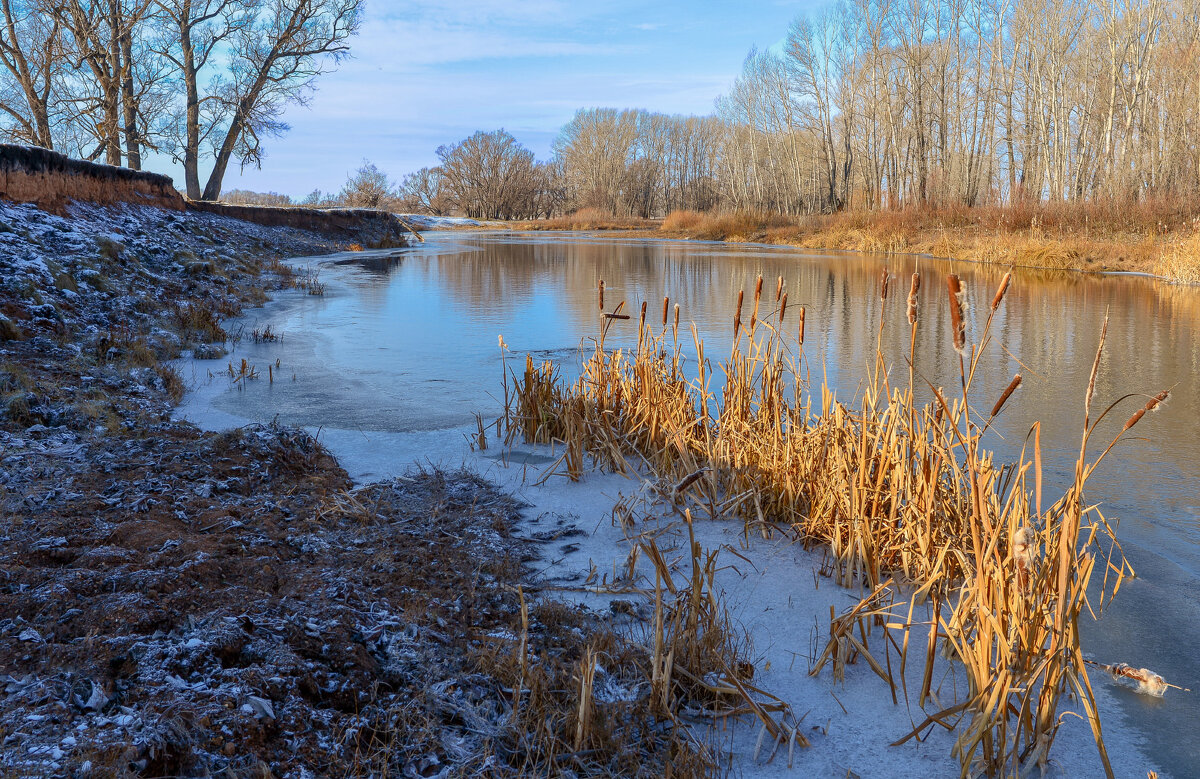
xmin=151 ymin=0 xmax=825 ymax=199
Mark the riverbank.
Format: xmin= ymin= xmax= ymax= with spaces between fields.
xmin=501 ymin=202 xmax=1200 ymax=282
xmin=1 ymin=202 xmax=1178 ymax=777
xmin=0 ymin=200 xmax=713 ymax=777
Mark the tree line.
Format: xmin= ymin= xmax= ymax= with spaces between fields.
xmin=0 ymin=0 xmax=361 ymax=200
xmin=392 ymin=0 xmax=1199 ymax=218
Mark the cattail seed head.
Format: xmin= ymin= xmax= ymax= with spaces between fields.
xmin=734 ymin=289 xmax=744 ymax=338
xmin=779 ymin=292 xmax=788 ymax=325
xmin=1012 ymin=526 xmax=1037 ymax=590
xmin=751 ymin=276 xmax=763 ymax=333
xmin=880 ymin=269 xmax=890 ymax=302
xmin=1123 ymin=390 xmax=1170 ymax=432
xmin=990 ymin=373 xmax=1022 ymax=418
xmin=662 ymin=296 xmax=669 ymax=326
xmin=947 ymin=274 xmax=965 ymax=351
xmin=991 ymin=271 xmax=1012 ymax=312
xmin=798 ymin=306 xmax=806 ymax=346
xmin=673 ymin=303 xmax=679 ymax=333
xmin=775 ymin=275 xmax=784 ymax=301
xmin=907 ymin=273 xmax=920 ymax=325
xmin=598 ymin=279 xmax=605 ymax=311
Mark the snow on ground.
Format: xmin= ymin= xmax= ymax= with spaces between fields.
xmin=395 ymin=213 xmax=493 ymax=229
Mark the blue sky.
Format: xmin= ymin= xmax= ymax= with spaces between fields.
xmin=157 ymin=0 xmax=824 ymax=198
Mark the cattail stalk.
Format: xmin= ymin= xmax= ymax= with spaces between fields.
xmin=1085 ymin=313 xmax=1108 ymax=426
xmin=750 ymin=276 xmax=763 ymax=333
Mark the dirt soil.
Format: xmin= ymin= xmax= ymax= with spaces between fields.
xmin=0 ymin=200 xmax=694 ymax=779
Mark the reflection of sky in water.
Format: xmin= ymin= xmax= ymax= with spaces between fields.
xmin=200 ymin=232 xmax=1199 ymax=776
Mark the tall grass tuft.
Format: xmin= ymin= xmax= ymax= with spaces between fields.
xmin=501 ymin=272 xmax=1166 ymax=776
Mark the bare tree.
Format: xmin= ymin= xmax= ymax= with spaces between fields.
xmin=437 ymin=129 xmax=539 ymax=219
xmin=52 ymin=0 xmax=157 ymax=166
xmin=398 ymin=165 xmax=449 ymax=215
xmin=337 ymin=159 xmax=393 ymax=208
xmin=0 ymin=0 xmax=62 ymax=148
xmin=153 ymin=0 xmax=255 ymax=198
xmin=200 ymin=0 xmax=361 ymax=200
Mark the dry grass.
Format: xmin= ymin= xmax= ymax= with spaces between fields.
xmin=659 ymin=200 xmax=1200 ymax=278
xmin=514 ymin=208 xmax=658 ymax=232
xmin=501 ymin=272 xmax=1171 ymax=776
xmin=170 ymin=301 xmax=229 ymax=344
xmin=1154 ymin=229 xmax=1200 ymax=284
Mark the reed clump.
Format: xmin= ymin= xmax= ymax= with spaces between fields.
xmin=502 ymin=271 xmax=1169 ymax=777
xmin=1154 ymin=227 xmax=1200 ymax=284
xmin=658 ymin=201 xmax=1200 ymax=274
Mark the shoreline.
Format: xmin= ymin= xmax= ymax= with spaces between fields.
xmin=430 ymin=214 xmax=1199 ymax=282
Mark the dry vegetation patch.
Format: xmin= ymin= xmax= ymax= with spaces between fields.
xmin=657 ymin=201 xmax=1200 ymax=281
xmin=500 ymin=272 xmax=1175 ymax=776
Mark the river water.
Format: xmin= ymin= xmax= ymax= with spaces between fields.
xmin=179 ymin=231 xmax=1199 ymax=775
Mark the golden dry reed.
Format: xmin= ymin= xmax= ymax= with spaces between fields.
xmin=502 ymin=270 xmax=1169 ymax=777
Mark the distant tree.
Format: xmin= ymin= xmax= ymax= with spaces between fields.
xmin=337 ymin=159 xmax=394 ymax=208
xmin=436 ymin=129 xmax=539 ymax=219
xmin=531 ymin=160 xmax=567 ymax=218
xmin=397 ymin=165 xmax=449 ymax=215
xmin=298 ymin=187 xmax=326 ymax=206
xmin=222 ymin=188 xmax=292 ymax=205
